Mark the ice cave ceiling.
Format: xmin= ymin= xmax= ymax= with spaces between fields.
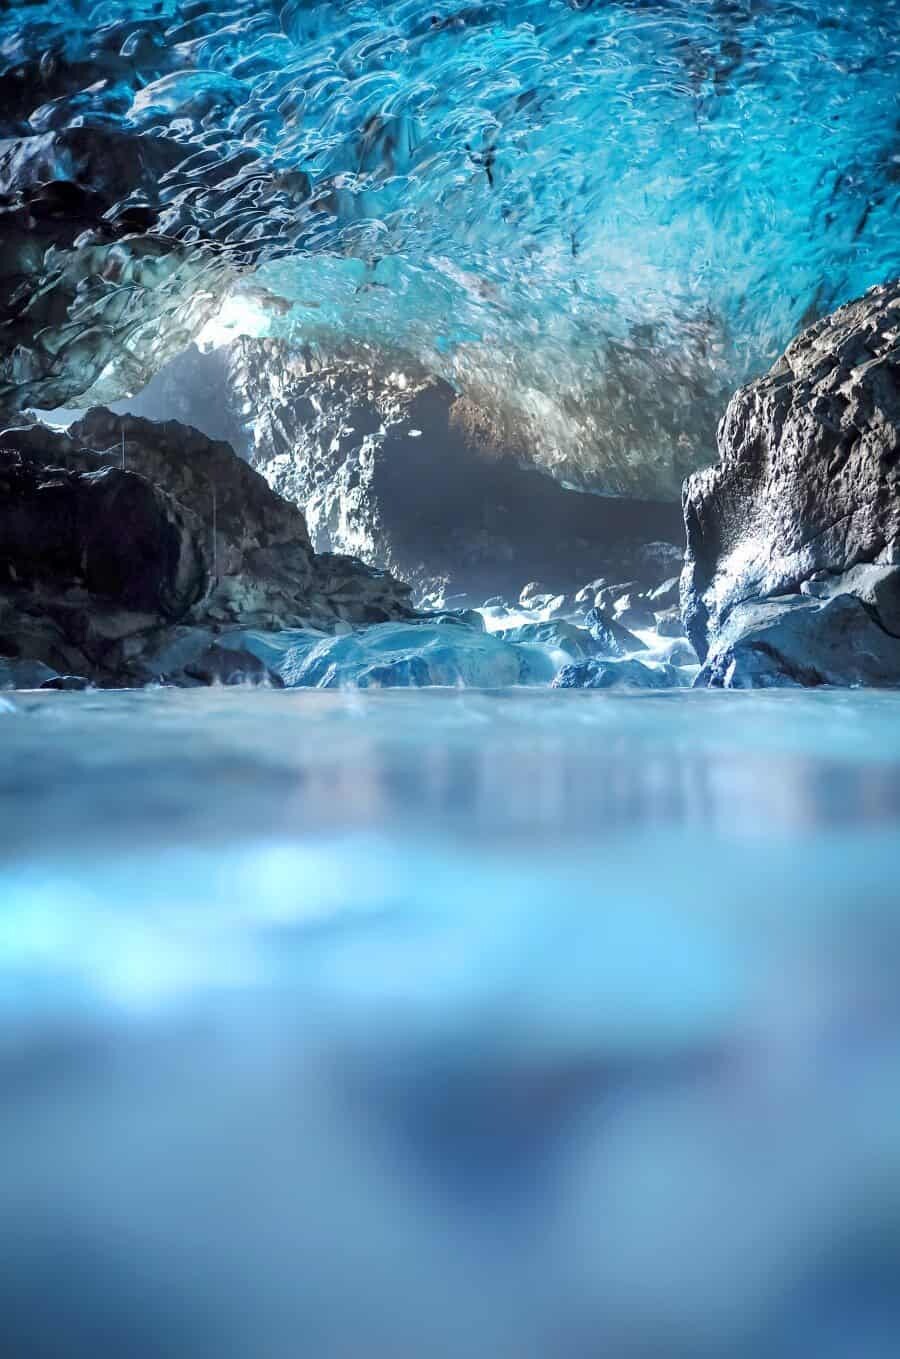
xmin=1 ymin=0 xmax=898 ymax=497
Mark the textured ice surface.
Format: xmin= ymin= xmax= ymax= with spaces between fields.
xmin=3 ymin=1 xmax=899 ymax=491
xmin=229 ymin=618 xmax=591 ymax=687
xmin=227 ymin=616 xmax=685 ymax=687
xmin=2 ymin=686 xmax=900 ymax=1355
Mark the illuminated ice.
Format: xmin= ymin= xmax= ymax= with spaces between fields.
xmin=235 ymin=619 xmax=568 ymax=687
xmin=2 ymin=1 xmax=897 ymax=492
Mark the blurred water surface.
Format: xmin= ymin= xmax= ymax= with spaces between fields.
xmin=2 ymin=687 xmax=900 ymax=1357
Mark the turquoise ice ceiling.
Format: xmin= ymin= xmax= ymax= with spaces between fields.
xmin=1 ymin=1 xmax=898 ymax=493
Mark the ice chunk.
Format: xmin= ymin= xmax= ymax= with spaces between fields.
xmin=553 ymin=658 xmax=683 ymax=690
xmin=271 ymin=621 xmax=531 ymax=689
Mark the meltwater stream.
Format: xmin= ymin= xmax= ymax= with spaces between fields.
xmin=3 ymin=688 xmax=900 ymax=1357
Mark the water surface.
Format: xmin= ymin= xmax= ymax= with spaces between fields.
xmin=3 ymin=688 xmax=900 ymax=1356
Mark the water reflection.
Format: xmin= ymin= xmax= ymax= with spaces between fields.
xmin=2 ymin=689 xmax=900 ymax=1356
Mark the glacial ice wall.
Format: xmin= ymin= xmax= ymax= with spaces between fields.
xmin=2 ymin=0 xmax=898 ymax=494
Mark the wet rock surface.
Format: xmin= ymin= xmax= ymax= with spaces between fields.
xmin=683 ymin=282 xmax=900 ymax=687
xmin=696 ymin=581 xmax=900 ymax=690
xmin=584 ymin=607 xmax=647 ymax=657
xmin=0 ymin=452 xmax=208 ymax=617
xmin=0 ymin=411 xmax=413 ymax=686
xmin=553 ymin=657 xmax=680 ymax=691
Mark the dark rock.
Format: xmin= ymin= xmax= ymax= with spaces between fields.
xmin=697 ymin=589 xmax=900 ymax=690
xmin=0 ymin=452 xmax=208 ymax=619
xmin=182 ymin=645 xmax=284 ymax=688
xmin=683 ymin=280 xmax=900 ymax=686
xmin=77 ymin=468 xmax=208 ymax=618
xmin=0 ymin=412 xmax=416 ymax=686
xmin=0 ymin=657 xmax=57 ymax=689
xmin=553 ymin=658 xmax=680 ymax=690
xmin=2 ymin=412 xmax=415 ymax=631
xmin=39 ymin=674 xmax=91 ymax=691
xmin=584 ymin=607 xmax=647 ymax=656
xmin=636 ymin=542 xmax=684 ymax=583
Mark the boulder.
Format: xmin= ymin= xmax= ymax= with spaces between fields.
xmin=574 ymin=578 xmax=606 ymax=605
xmin=182 ymin=644 xmax=283 ymax=688
xmin=584 ymin=607 xmax=647 ymax=656
xmin=659 ymin=639 xmax=698 ymax=669
xmin=0 ymin=657 xmax=58 ymax=689
xmin=682 ymin=281 xmax=900 ymax=686
xmin=423 ymin=609 xmax=486 ymax=632
xmin=40 ymin=674 xmax=92 ymax=691
xmin=648 ymin=576 xmax=680 ymax=610
xmin=552 ymin=658 xmax=680 ymax=690
xmin=697 ymin=587 xmax=900 ymax=689
xmin=519 ymin=582 xmax=553 ymax=609
xmin=544 ymin=594 xmax=572 ymax=620
xmin=595 ymin=582 xmax=638 ymax=613
xmin=612 ymin=593 xmax=656 ymax=631
xmin=282 ymin=621 xmax=527 ymax=689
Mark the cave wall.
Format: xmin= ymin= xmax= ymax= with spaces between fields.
xmin=82 ymin=338 xmax=684 ymax=598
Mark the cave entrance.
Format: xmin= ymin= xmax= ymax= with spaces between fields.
xmin=32 ymin=337 xmax=685 ymax=609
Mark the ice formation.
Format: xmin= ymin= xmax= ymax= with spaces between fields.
xmin=2 ymin=0 xmax=898 ymax=495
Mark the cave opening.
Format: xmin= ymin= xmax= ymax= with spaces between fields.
xmin=35 ymin=330 xmax=687 ymax=612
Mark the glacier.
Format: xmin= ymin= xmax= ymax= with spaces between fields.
xmin=2 ymin=0 xmax=898 ymax=494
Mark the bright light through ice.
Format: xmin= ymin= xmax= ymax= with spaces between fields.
xmin=197 ymin=294 xmax=271 ymax=350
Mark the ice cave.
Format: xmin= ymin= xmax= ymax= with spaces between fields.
xmin=1 ymin=1 xmax=900 ymax=1354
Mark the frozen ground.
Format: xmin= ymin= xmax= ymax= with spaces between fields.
xmin=2 ymin=686 xmax=900 ymax=1356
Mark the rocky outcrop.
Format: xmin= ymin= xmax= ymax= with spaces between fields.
xmin=0 ymin=411 xmax=414 ymax=686
xmin=0 ymin=453 xmax=207 ymax=617
xmin=694 ymin=582 xmax=900 ymax=690
xmin=682 ymin=281 xmax=900 ymax=687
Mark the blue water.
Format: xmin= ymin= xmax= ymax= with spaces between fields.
xmin=3 ymin=686 xmax=900 ymax=1355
